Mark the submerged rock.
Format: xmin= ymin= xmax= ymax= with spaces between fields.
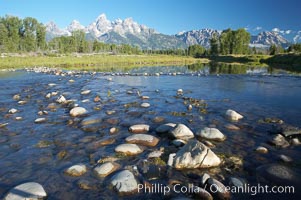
xmin=270 ymin=134 xmax=290 ymax=148
xmin=224 ymin=123 xmax=240 ymax=130
xmin=94 ymin=162 xmax=120 ymax=177
xmin=279 ymin=154 xmax=293 ymax=163
xmin=280 ymin=125 xmax=301 ymax=137
xmin=81 ymin=116 xmax=101 ymax=126
xmin=156 ymin=123 xmax=177 ymax=133
xmin=4 ymin=182 xmax=47 ymax=200
xmin=110 ymin=170 xmax=138 ymax=195
xmin=206 ymin=178 xmax=231 ymax=199
xmin=225 ymin=109 xmax=243 ymax=121
xmin=170 ymin=140 xmax=221 ymax=169
xmin=70 ymin=107 xmax=87 ymax=117
xmin=169 ymin=124 xmax=194 ymax=140
xmin=65 ymin=164 xmax=87 ymax=176
xmin=197 ymin=127 xmax=226 ymax=141
xmin=256 ymin=164 xmax=301 ymax=186
xmin=193 ymin=186 xmax=213 ymax=200
xmin=125 ymin=134 xmax=159 ymax=147
xmin=129 ymin=124 xmax=150 ymax=133
xmin=172 ymin=139 xmax=187 ymax=147
xmin=115 ymin=144 xmax=143 ymax=155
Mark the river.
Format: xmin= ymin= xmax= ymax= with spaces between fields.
xmin=0 ymin=64 xmax=300 ymax=199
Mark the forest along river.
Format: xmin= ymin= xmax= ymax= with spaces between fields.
xmin=0 ymin=65 xmax=301 ymax=199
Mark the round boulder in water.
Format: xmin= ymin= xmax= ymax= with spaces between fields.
xmin=110 ymin=170 xmax=138 ymax=195
xmin=115 ymin=144 xmax=143 ymax=155
xmin=225 ymin=109 xmax=243 ymax=121
xmin=4 ymin=182 xmax=47 ymax=200
xmin=125 ymin=134 xmax=159 ymax=147
xmin=70 ymin=107 xmax=87 ymax=117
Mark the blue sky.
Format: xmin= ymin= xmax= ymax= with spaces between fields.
xmin=0 ymin=0 xmax=300 ymax=35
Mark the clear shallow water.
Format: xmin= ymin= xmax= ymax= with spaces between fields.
xmin=0 ymin=66 xmax=301 ymax=199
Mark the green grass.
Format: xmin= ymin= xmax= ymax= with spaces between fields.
xmin=261 ymin=53 xmax=301 ymax=72
xmin=207 ymin=54 xmax=270 ymax=66
xmin=2 ymin=53 xmax=300 ymax=72
xmin=0 ymin=53 xmax=207 ymax=70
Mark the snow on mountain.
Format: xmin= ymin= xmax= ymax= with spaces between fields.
xmin=67 ymin=20 xmax=87 ymax=33
xmin=45 ymin=13 xmax=295 ymax=49
xmin=86 ymin=13 xmax=155 ymax=39
xmin=176 ymin=29 xmax=220 ymax=48
xmin=250 ymin=31 xmax=290 ymax=47
xmin=293 ymin=31 xmax=301 ymax=43
xmin=45 ymin=21 xmax=70 ymax=36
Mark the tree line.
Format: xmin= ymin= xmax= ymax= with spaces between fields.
xmin=1 ymin=15 xmax=300 ymax=56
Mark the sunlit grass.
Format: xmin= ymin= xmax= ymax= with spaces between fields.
xmin=0 ymin=54 xmax=208 ymax=70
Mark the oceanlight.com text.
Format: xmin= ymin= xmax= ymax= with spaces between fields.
xmin=137 ymin=183 xmax=295 ymax=196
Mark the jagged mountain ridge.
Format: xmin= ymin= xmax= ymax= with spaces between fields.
xmin=45 ymin=13 xmax=293 ymax=49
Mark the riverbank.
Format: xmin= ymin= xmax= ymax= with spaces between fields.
xmin=261 ymin=54 xmax=301 ymax=72
xmin=0 ymin=54 xmax=206 ymax=70
xmin=1 ymin=53 xmax=300 ymax=72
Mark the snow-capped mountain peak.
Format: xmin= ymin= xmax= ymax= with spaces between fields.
xmin=45 ymin=21 xmax=70 ymax=36
xmin=45 ymin=13 xmax=294 ymax=49
xmin=250 ymin=31 xmax=289 ymax=47
xmin=67 ymin=20 xmax=86 ymax=33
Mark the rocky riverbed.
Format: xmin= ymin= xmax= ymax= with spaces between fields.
xmin=0 ymin=67 xmax=301 ymax=199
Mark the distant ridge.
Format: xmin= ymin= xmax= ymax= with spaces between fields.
xmin=45 ymin=13 xmax=292 ymax=49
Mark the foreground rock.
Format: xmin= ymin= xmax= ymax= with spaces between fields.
xmin=226 ymin=109 xmax=243 ymax=121
xmin=65 ymin=164 xmax=87 ymax=176
xmin=169 ymin=140 xmax=221 ymax=169
xmin=5 ymin=182 xmax=47 ymax=200
xmin=169 ymin=124 xmax=194 ymax=140
xmin=70 ymin=107 xmax=87 ymax=117
xmin=115 ymin=144 xmax=143 ymax=155
xmin=125 ymin=134 xmax=159 ymax=147
xmin=110 ymin=170 xmax=138 ymax=195
xmin=197 ymin=127 xmax=226 ymax=141
xmin=128 ymin=124 xmax=150 ymax=133
xmin=94 ymin=162 xmax=120 ymax=177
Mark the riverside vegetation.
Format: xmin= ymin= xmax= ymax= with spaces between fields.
xmin=0 ymin=15 xmax=300 ymax=71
